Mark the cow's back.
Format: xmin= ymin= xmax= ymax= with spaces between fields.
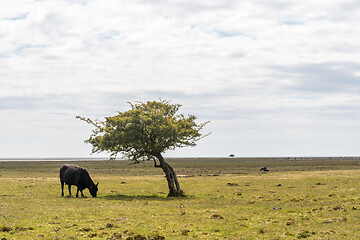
xmin=61 ymin=165 xmax=83 ymax=185
xmin=64 ymin=165 xmax=92 ymax=188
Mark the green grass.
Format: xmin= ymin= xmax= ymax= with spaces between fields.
xmin=1 ymin=158 xmax=360 ymax=239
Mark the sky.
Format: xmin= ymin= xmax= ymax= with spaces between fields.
xmin=1 ymin=0 xmax=360 ymax=158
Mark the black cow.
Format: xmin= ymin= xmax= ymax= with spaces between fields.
xmin=260 ymin=166 xmax=269 ymax=172
xmin=60 ymin=164 xmax=98 ymax=197
xmin=260 ymin=167 xmax=269 ymax=172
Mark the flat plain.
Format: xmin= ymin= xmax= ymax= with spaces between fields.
xmin=1 ymin=157 xmax=360 ymax=239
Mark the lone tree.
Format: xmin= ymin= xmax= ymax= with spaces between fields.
xmin=77 ymin=100 xmax=209 ymax=197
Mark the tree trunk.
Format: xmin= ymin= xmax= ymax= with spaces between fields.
xmin=154 ymin=153 xmax=184 ymax=197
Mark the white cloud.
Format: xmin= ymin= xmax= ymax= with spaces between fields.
xmin=1 ymin=0 xmax=360 ymax=158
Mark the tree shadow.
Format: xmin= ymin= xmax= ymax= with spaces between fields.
xmin=100 ymin=194 xmax=190 ymax=201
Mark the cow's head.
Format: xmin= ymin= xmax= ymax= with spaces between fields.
xmin=89 ymin=183 xmax=99 ymax=197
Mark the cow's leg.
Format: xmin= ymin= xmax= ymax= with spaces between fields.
xmin=68 ymin=185 xmax=72 ymax=196
xmin=61 ymin=181 xmax=64 ymax=196
xmin=76 ymin=188 xmax=84 ymax=197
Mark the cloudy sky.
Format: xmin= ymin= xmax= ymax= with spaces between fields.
xmin=1 ymin=0 xmax=360 ymax=158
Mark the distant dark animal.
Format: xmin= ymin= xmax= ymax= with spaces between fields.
xmin=60 ymin=164 xmax=98 ymax=197
xmin=227 ymin=182 xmax=239 ymax=186
xmin=260 ymin=167 xmax=269 ymax=172
xmin=229 ymin=154 xmax=235 ymax=158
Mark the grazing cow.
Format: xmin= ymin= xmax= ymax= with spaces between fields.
xmin=60 ymin=164 xmax=98 ymax=197
xmin=260 ymin=167 xmax=269 ymax=172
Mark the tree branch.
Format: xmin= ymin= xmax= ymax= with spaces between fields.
xmin=153 ymin=159 xmax=161 ymax=168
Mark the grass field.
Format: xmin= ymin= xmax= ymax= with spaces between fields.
xmin=1 ymin=157 xmax=360 ymax=239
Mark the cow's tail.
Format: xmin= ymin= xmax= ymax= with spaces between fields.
xmin=59 ymin=164 xmax=69 ymax=181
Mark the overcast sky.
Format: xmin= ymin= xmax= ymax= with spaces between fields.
xmin=1 ymin=0 xmax=360 ymax=158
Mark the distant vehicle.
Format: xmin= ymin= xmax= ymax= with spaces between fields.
xmin=229 ymin=154 xmax=235 ymax=158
